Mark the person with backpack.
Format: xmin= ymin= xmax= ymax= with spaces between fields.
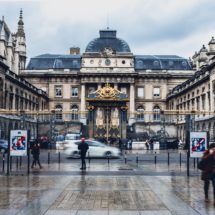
xmin=78 ymin=137 xmax=89 ymax=170
xmin=198 ymin=143 xmax=215 ymax=204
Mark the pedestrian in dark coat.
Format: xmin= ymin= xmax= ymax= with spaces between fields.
xmin=78 ymin=138 xmax=89 ymax=170
xmin=118 ymin=138 xmax=123 ymax=151
xmin=31 ymin=141 xmax=42 ymax=168
xmin=200 ymin=143 xmax=215 ymax=204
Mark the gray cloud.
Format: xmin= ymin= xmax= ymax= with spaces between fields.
xmin=0 ymin=0 xmax=215 ymax=60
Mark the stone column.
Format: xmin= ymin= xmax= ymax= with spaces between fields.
xmin=206 ymin=92 xmax=210 ymax=113
xmin=80 ymin=84 xmax=87 ymax=125
xmin=210 ymin=79 xmax=214 ymax=113
xmin=199 ymin=95 xmax=202 ymax=118
xmin=129 ymin=84 xmax=135 ymax=125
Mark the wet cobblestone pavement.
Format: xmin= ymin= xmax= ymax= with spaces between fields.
xmin=0 ymin=151 xmax=214 ymax=214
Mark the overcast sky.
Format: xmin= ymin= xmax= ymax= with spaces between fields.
xmin=1 ymin=0 xmax=215 ymax=62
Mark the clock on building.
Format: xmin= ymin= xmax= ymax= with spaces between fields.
xmin=105 ymin=58 xmax=111 ymax=66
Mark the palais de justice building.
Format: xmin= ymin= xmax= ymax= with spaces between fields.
xmin=3 ymin=11 xmax=215 ymax=142
xmin=20 ymin=27 xmax=195 ymax=141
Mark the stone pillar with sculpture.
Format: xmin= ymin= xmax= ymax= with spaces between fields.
xmin=87 ymin=105 xmax=95 ymax=139
xmin=121 ymin=105 xmax=128 ymax=139
xmin=129 ymin=84 xmax=135 ymax=125
xmin=80 ymin=84 xmax=87 ymax=125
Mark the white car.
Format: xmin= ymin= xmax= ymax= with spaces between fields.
xmin=64 ymin=139 xmax=121 ymax=158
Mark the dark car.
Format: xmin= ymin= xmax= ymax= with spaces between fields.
xmin=0 ymin=139 xmax=8 ymax=153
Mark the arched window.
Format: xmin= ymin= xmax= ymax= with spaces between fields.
xmin=153 ymin=106 xmax=161 ymax=121
xmin=55 ymin=104 xmax=63 ymax=120
xmin=136 ymin=106 xmax=144 ymax=121
xmin=71 ymin=105 xmax=79 ymax=120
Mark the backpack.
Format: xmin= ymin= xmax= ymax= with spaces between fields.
xmin=197 ymin=159 xmax=207 ymax=170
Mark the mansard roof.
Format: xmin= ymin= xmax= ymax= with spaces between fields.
xmin=85 ymin=30 xmax=131 ymax=53
xmin=26 ymin=54 xmax=81 ymax=70
xmin=134 ymin=55 xmax=192 ymax=70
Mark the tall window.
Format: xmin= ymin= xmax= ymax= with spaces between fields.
xmin=55 ymin=104 xmax=63 ymax=120
xmin=137 ymin=106 xmax=144 ymax=121
xmin=88 ymin=87 xmax=95 ymax=96
xmin=71 ymin=105 xmax=79 ymax=120
xmin=121 ymin=87 xmax=127 ymax=95
xmin=71 ymin=87 xmax=78 ymax=97
xmin=137 ymin=87 xmax=144 ymax=98
xmin=153 ymin=106 xmax=161 ymax=121
xmin=55 ymin=86 xmax=62 ymax=97
xmin=202 ymin=95 xmax=205 ymax=110
xmin=153 ymin=87 xmax=160 ymax=97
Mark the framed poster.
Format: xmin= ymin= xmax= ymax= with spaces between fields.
xmin=10 ymin=130 xmax=28 ymax=156
xmin=190 ymin=132 xmax=207 ymax=158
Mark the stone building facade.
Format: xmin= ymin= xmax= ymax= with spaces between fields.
xmin=5 ymin=10 xmax=215 ymax=143
xmin=0 ymin=11 xmax=48 ymax=139
xmin=21 ymin=29 xmax=194 ymax=141
xmin=167 ymin=37 xmax=215 ymax=142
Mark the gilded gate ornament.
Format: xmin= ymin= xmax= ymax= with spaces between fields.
xmin=96 ymin=83 xmax=120 ymax=99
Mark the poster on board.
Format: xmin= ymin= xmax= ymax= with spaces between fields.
xmin=190 ymin=132 xmax=207 ymax=158
xmin=10 ymin=130 xmax=28 ymax=156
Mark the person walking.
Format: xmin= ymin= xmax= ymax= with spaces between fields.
xmin=128 ymin=138 xmax=133 ymax=150
xmin=199 ymin=143 xmax=215 ymax=204
xmin=145 ymin=140 xmax=149 ymax=150
xmin=31 ymin=141 xmax=42 ymax=169
xmin=78 ymin=137 xmax=89 ymax=170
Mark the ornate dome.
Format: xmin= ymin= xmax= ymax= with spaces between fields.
xmin=85 ymin=30 xmax=131 ymax=53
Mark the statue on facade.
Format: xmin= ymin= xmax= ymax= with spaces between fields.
xmin=96 ymin=108 xmax=104 ymax=127
xmin=111 ymin=108 xmax=119 ymax=127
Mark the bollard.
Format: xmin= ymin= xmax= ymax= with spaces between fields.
xmin=124 ymin=151 xmax=127 ymax=164
xmin=19 ymin=157 xmax=22 ymax=168
xmin=179 ymin=152 xmax=182 ymax=167
xmin=136 ymin=153 xmax=138 ymax=164
xmin=48 ymin=151 xmax=50 ymax=164
xmin=107 ymin=156 xmax=110 ymax=164
xmin=58 ymin=151 xmax=61 ymax=164
xmin=88 ymin=152 xmax=90 ymax=164
xmin=16 ymin=157 xmax=18 ymax=169
xmin=167 ymin=151 xmax=170 ymax=166
xmin=2 ymin=153 xmax=5 ymax=172
xmin=154 ymin=152 xmax=157 ymax=165
xmin=10 ymin=156 xmax=12 ymax=170
xmin=193 ymin=158 xmax=196 ymax=168
xmin=187 ymin=150 xmax=190 ymax=177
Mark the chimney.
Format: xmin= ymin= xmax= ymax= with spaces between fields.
xmin=70 ymin=47 xmax=80 ymax=55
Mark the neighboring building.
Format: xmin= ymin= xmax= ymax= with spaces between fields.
xmin=21 ymin=29 xmax=194 ymax=140
xmin=0 ymin=11 xmax=48 ymax=139
xmin=167 ymin=37 xmax=215 ymax=142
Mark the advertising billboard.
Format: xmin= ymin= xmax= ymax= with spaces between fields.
xmin=190 ymin=132 xmax=207 ymax=158
xmin=10 ymin=130 xmax=28 ymax=156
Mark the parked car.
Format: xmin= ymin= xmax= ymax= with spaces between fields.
xmin=55 ymin=135 xmax=65 ymax=150
xmin=64 ymin=139 xmax=121 ymax=158
xmin=132 ymin=141 xmax=147 ymax=150
xmin=65 ymin=133 xmax=81 ymax=140
xmin=0 ymin=139 xmax=8 ymax=153
xmin=39 ymin=136 xmax=50 ymax=149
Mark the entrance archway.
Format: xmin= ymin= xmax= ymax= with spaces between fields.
xmin=86 ymin=84 xmax=128 ymax=143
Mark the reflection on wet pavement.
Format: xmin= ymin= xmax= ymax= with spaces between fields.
xmin=0 ymin=161 xmax=214 ymax=214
